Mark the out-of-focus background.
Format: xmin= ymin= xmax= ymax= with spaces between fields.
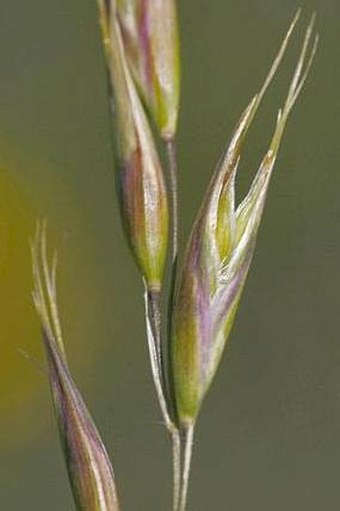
xmin=0 ymin=0 xmax=339 ymax=509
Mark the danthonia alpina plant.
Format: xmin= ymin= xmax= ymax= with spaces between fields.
xmin=33 ymin=4 xmax=318 ymax=511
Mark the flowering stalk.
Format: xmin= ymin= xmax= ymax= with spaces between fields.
xmin=97 ymin=2 xmax=181 ymax=509
xmin=98 ymin=0 xmax=172 ymax=422
xmin=32 ymin=225 xmax=121 ymax=511
xmin=171 ymin=15 xmax=318 ymax=511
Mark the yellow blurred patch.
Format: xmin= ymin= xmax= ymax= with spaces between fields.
xmin=0 ymin=169 xmax=42 ymax=445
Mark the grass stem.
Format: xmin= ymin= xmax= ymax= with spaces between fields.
xmin=172 ymin=429 xmax=181 ymax=511
xmin=144 ymin=286 xmax=182 ymax=511
xmin=165 ymin=138 xmax=182 ymax=510
xmin=179 ymin=425 xmax=195 ymax=511
xmin=144 ymin=286 xmax=173 ymax=431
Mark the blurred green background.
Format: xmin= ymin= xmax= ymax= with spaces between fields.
xmin=0 ymin=0 xmax=339 ymax=509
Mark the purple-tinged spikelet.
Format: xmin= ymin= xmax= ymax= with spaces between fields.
xmin=116 ymin=0 xmax=180 ymax=139
xmin=32 ymin=226 xmax=121 ymax=511
xmin=171 ymin=14 xmax=318 ymax=427
xmin=98 ymin=0 xmax=169 ymax=291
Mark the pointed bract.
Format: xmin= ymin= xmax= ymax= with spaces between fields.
xmin=116 ymin=0 xmax=180 ymax=139
xmin=97 ymin=1 xmax=169 ymax=291
xmin=171 ymin=15 xmax=318 ymax=427
xmin=32 ymin=226 xmax=121 ymax=511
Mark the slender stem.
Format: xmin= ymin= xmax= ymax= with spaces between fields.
xmin=165 ymin=138 xmax=179 ymax=416
xmin=147 ymin=289 xmax=163 ymax=368
xmin=166 ymin=138 xmax=179 ymax=267
xmin=165 ymin=138 xmax=182 ymax=510
xmin=171 ymin=429 xmax=181 ymax=511
xmin=179 ymin=426 xmax=195 ymax=511
xmin=143 ymin=286 xmax=173 ymax=431
xmin=144 ymin=287 xmax=182 ymax=511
